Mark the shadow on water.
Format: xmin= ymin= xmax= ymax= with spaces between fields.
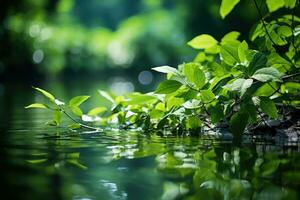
xmin=0 ymin=80 xmax=300 ymax=200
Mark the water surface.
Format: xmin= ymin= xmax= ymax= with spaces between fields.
xmin=1 ymin=82 xmax=300 ymax=200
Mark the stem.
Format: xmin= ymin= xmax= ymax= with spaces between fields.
xmin=267 ymin=82 xmax=283 ymax=97
xmin=282 ymin=72 xmax=300 ymax=80
xmin=291 ymin=0 xmax=299 ymax=53
xmin=252 ymin=0 xmax=277 ymax=46
xmin=60 ymin=108 xmax=101 ymax=131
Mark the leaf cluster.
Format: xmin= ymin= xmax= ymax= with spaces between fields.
xmin=26 ymin=0 xmax=300 ymax=139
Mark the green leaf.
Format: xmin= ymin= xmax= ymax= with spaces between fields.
xmin=267 ymin=52 xmax=291 ymax=73
xmin=266 ymin=0 xmax=285 ymax=12
xmin=220 ymin=40 xmax=240 ymax=65
xmin=166 ymin=97 xmax=184 ymax=110
xmin=68 ymin=123 xmax=81 ymax=129
xmin=221 ymin=31 xmax=240 ymax=43
xmin=25 ymin=103 xmax=48 ymax=109
xmin=186 ymin=115 xmax=202 ymax=129
xmin=98 ymin=90 xmax=115 ymax=104
xmin=223 ymin=78 xmax=253 ymax=96
xmin=250 ymin=22 xmax=264 ymax=41
xmin=33 ymin=87 xmax=55 ymax=102
xmin=252 ymin=67 xmax=282 ymax=82
xmin=284 ymin=0 xmax=297 ymax=8
xmin=278 ymin=25 xmax=293 ymax=37
xmin=69 ymin=96 xmax=90 ymax=107
xmin=127 ymin=94 xmax=157 ymax=105
xmin=238 ymin=41 xmax=249 ymax=63
xmin=242 ymin=103 xmax=257 ymax=123
xmin=208 ymin=105 xmax=224 ymax=124
xmin=248 ymin=52 xmax=267 ymax=75
xmin=183 ymin=63 xmax=206 ymax=89
xmin=70 ymin=106 xmax=83 ymax=116
xmin=230 ymin=111 xmax=249 ymax=137
xmin=183 ymin=99 xmax=201 ymax=109
xmin=259 ymin=97 xmax=278 ymax=119
xmin=155 ymin=80 xmax=182 ymax=94
xmin=283 ymin=82 xmax=300 ymax=93
xmin=254 ymin=82 xmax=279 ymax=97
xmin=53 ymin=110 xmax=62 ymax=125
xmin=200 ymin=90 xmax=216 ymax=104
xmin=46 ymin=120 xmax=58 ymax=126
xmin=88 ymin=107 xmax=107 ymax=116
xmin=220 ymin=0 xmax=240 ymax=19
xmin=187 ymin=34 xmax=218 ymax=49
xmin=152 ymin=66 xmax=181 ymax=76
xmin=26 ymin=159 xmax=48 ymax=164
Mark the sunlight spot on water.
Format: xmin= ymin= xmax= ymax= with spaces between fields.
xmin=33 ymin=49 xmax=44 ymax=64
xmin=138 ymin=70 xmax=153 ymax=85
xmin=99 ymin=180 xmax=128 ymax=200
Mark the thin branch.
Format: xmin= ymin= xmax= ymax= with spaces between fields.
xmin=252 ymin=0 xmax=277 ymax=46
xmin=291 ymin=2 xmax=297 ymax=53
xmin=61 ymin=109 xmax=101 ymax=131
xmin=282 ymin=72 xmax=300 ymax=80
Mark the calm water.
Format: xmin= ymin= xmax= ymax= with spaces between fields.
xmin=1 ymin=82 xmax=300 ymax=200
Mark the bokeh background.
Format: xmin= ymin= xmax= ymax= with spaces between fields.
xmin=0 ymin=0 xmax=258 ymax=94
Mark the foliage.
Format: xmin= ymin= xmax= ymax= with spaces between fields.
xmin=27 ymin=0 xmax=300 ymax=140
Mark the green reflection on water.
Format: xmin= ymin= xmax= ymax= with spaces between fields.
xmin=0 ymin=83 xmax=300 ymax=200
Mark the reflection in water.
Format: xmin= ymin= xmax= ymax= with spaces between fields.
xmin=0 ymin=83 xmax=300 ymax=200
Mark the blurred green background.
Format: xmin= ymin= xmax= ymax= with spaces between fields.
xmin=0 ymin=0 xmax=257 ymax=88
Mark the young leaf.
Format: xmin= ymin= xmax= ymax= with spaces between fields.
xmin=183 ymin=63 xmax=206 ymax=89
xmin=238 ymin=41 xmax=249 ymax=63
xmin=155 ymin=80 xmax=182 ymax=94
xmin=53 ymin=110 xmax=62 ymax=125
xmin=152 ymin=66 xmax=181 ymax=76
xmin=88 ymin=107 xmax=107 ymax=116
xmin=25 ymin=103 xmax=48 ymax=109
xmin=126 ymin=94 xmax=157 ymax=105
xmin=284 ymin=0 xmax=297 ymax=8
xmin=69 ymin=96 xmax=90 ymax=107
xmin=266 ymin=0 xmax=285 ymax=12
xmin=46 ymin=120 xmax=58 ymax=126
xmin=221 ymin=31 xmax=240 ymax=43
xmin=259 ymin=97 xmax=278 ymax=119
xmin=33 ymin=87 xmax=55 ymax=102
xmin=98 ymin=90 xmax=115 ymax=104
xmin=252 ymin=67 xmax=282 ymax=82
xmin=187 ymin=34 xmax=218 ymax=49
xmin=68 ymin=123 xmax=81 ymax=129
xmin=220 ymin=0 xmax=240 ymax=19
xmin=70 ymin=106 xmax=83 ymax=116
